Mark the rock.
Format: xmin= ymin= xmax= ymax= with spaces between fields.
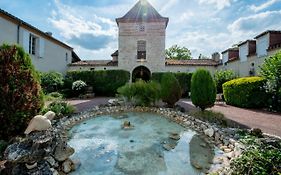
xmin=24 ymin=111 xmax=56 ymax=135
xmin=163 ymin=143 xmax=176 ymax=151
xmin=250 ymin=128 xmax=263 ymax=137
xmin=204 ymin=128 xmax=214 ymax=137
xmin=214 ymin=132 xmax=220 ymax=142
xmin=224 ymin=151 xmax=234 ymax=159
xmin=45 ymin=156 xmax=57 ymax=167
xmin=224 ymin=148 xmax=232 ymax=153
xmin=71 ymin=159 xmax=81 ymax=171
xmin=25 ymin=162 xmax=37 ymax=170
xmin=62 ymin=159 xmax=74 ymax=174
xmin=54 ymin=141 xmax=75 ymax=162
xmin=200 ymin=143 xmax=207 ymax=148
xmin=223 ymin=139 xmax=230 ymax=146
xmin=169 ymin=133 xmax=180 ymax=140
xmin=191 ymin=161 xmax=203 ymax=170
xmin=122 ymin=121 xmax=134 ymax=130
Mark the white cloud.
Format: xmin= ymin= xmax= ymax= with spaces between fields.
xmin=48 ymin=0 xmax=118 ymax=60
xmin=228 ymin=10 xmax=281 ymax=35
xmin=178 ymin=12 xmax=195 ymax=23
xmin=159 ymin=0 xmax=179 ymax=13
xmin=199 ymin=0 xmax=232 ymax=10
xmin=250 ymin=0 xmax=280 ymax=12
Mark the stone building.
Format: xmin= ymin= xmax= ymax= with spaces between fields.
xmin=68 ymin=0 xmax=281 ymax=80
xmin=69 ymin=0 xmax=219 ymax=81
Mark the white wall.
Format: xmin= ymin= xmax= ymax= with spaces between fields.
xmin=0 ymin=17 xmax=18 ymax=44
xmin=222 ymin=52 xmax=228 ymax=65
xmin=256 ymin=34 xmax=269 ymax=58
xmin=0 ymin=16 xmax=72 ymax=74
xmin=239 ymin=43 xmax=248 ymax=62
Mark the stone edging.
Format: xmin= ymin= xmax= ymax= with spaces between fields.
xmin=55 ymin=105 xmax=245 ymax=174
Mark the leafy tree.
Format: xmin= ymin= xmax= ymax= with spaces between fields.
xmin=40 ymin=71 xmax=64 ymax=93
xmin=191 ymin=69 xmax=216 ymax=111
xmin=0 ymin=44 xmax=44 ymax=140
xmin=166 ymin=45 xmax=192 ymax=60
xmin=161 ymin=73 xmax=182 ymax=107
xmin=260 ymin=51 xmax=281 ymax=111
xmin=214 ymin=70 xmax=237 ymax=93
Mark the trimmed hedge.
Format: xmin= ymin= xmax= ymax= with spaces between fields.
xmin=152 ymin=72 xmax=192 ymax=97
xmin=191 ymin=69 xmax=216 ymax=111
xmin=65 ymin=70 xmax=130 ymax=96
xmin=223 ymin=77 xmax=267 ymax=108
xmin=161 ymin=73 xmax=182 ymax=107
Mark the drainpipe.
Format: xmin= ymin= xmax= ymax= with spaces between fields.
xmin=17 ymin=22 xmax=22 ymax=44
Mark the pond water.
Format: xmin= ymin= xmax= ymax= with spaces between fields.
xmin=68 ymin=112 xmax=214 ymax=175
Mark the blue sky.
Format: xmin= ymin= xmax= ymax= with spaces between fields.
xmin=1 ymin=0 xmax=281 ymax=60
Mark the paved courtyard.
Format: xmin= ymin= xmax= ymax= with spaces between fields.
xmin=67 ymin=97 xmax=281 ymax=137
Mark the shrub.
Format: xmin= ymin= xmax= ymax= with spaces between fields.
xmin=152 ymin=72 xmax=192 ymax=97
xmin=72 ymin=80 xmax=87 ymax=96
xmin=260 ymin=51 xmax=281 ymax=111
xmin=0 ymin=44 xmax=44 ymax=140
xmin=223 ymin=77 xmax=267 ymax=108
xmin=161 ymin=73 xmax=182 ymax=107
xmin=65 ymin=70 xmax=130 ymax=96
xmin=0 ymin=140 xmax=8 ymax=157
xmin=40 ymin=71 xmax=64 ymax=93
xmin=230 ymin=136 xmax=281 ymax=175
xmin=214 ymin=70 xmax=237 ymax=93
xmin=191 ymin=69 xmax=216 ymax=111
xmin=117 ymin=80 xmax=161 ymax=106
xmin=44 ymin=92 xmax=63 ymax=101
xmin=41 ymin=101 xmax=76 ymax=118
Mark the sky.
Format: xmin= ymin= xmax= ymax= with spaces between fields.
xmin=1 ymin=0 xmax=281 ymax=60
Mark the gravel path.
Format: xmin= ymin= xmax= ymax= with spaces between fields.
xmin=66 ymin=97 xmax=281 ymax=137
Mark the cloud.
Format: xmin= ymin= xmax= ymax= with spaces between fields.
xmin=199 ymin=0 xmax=232 ymax=10
xmin=250 ymin=0 xmax=280 ymax=12
xmin=228 ymin=10 xmax=281 ymax=35
xmin=49 ymin=0 xmax=117 ymax=54
xmin=69 ymin=34 xmax=113 ymax=50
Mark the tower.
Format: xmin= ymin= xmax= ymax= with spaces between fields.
xmin=116 ymin=0 xmax=169 ymax=81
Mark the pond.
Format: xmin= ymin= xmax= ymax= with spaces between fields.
xmin=68 ymin=112 xmax=214 ymax=175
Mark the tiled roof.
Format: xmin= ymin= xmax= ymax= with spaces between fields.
xmin=0 ymin=8 xmax=72 ymax=50
xmin=227 ymin=57 xmax=239 ymax=63
xmin=165 ymin=59 xmax=220 ymax=66
xmin=70 ymin=60 xmax=118 ymax=67
xmin=268 ymin=43 xmax=281 ymax=51
xmin=221 ymin=48 xmax=239 ymax=54
xmin=255 ymin=30 xmax=281 ymax=39
xmin=116 ymin=0 xmax=169 ymax=27
xmin=111 ymin=50 xmax=118 ymax=57
xmin=238 ymin=40 xmax=256 ymax=47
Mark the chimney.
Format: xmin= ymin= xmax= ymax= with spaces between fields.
xmin=212 ymin=52 xmax=220 ymax=62
xmin=45 ymin=32 xmax=53 ymax=36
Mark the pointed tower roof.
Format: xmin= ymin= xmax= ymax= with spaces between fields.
xmin=116 ymin=0 xmax=169 ymax=27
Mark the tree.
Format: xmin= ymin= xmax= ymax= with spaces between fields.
xmin=191 ymin=69 xmax=216 ymax=111
xmin=0 ymin=44 xmax=44 ymax=140
xmin=166 ymin=45 xmax=192 ymax=60
xmin=260 ymin=51 xmax=281 ymax=111
xmin=161 ymin=73 xmax=182 ymax=107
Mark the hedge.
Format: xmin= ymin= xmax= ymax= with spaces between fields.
xmin=152 ymin=72 xmax=192 ymax=97
xmin=65 ymin=70 xmax=130 ymax=96
xmin=223 ymin=77 xmax=267 ymax=108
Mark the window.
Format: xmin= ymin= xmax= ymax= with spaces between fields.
xmin=66 ymin=53 xmax=68 ymax=62
xmin=29 ymin=34 xmax=37 ymax=55
xmin=139 ymin=24 xmax=145 ymax=32
xmin=137 ymin=40 xmax=146 ymax=60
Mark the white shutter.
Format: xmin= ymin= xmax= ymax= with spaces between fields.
xmin=23 ymin=31 xmax=30 ymax=53
xmin=39 ymin=38 xmax=45 ymax=58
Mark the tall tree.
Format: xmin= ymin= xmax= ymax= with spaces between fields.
xmin=166 ymin=45 xmax=192 ymax=60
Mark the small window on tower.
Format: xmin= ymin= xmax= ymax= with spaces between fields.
xmin=139 ymin=24 xmax=145 ymax=32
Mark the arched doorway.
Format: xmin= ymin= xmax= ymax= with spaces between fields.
xmin=132 ymin=66 xmax=151 ymax=82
